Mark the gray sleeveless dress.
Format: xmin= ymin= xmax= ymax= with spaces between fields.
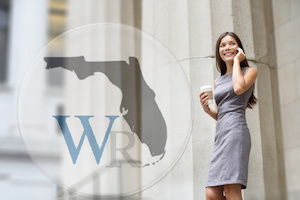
xmin=206 ymin=66 xmax=253 ymax=189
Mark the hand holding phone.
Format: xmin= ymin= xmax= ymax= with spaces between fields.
xmin=234 ymin=48 xmax=245 ymax=63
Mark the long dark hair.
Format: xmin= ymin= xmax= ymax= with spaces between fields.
xmin=216 ymin=32 xmax=257 ymax=109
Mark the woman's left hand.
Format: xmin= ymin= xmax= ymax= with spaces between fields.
xmin=234 ymin=47 xmax=246 ymax=63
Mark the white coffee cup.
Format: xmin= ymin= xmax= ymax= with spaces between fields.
xmin=200 ymin=85 xmax=213 ymax=104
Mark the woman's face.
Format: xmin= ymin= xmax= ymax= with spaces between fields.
xmin=219 ymin=35 xmax=239 ymax=63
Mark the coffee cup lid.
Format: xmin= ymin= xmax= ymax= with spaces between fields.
xmin=200 ymin=85 xmax=212 ymax=90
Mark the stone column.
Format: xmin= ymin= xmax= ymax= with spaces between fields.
xmin=141 ymin=0 xmax=194 ymax=199
xmin=272 ymin=0 xmax=300 ymax=199
xmin=248 ymin=0 xmax=287 ymax=199
xmin=188 ymin=1 xmax=216 ymax=199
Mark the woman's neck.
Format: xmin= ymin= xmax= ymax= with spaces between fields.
xmin=225 ymin=62 xmax=233 ymax=75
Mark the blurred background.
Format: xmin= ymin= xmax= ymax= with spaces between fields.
xmin=0 ymin=0 xmax=299 ymax=199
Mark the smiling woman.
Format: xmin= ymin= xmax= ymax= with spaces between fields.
xmin=215 ymin=32 xmax=257 ymax=108
xmin=199 ymin=32 xmax=258 ymax=200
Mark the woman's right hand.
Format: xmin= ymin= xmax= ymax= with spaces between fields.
xmin=199 ymin=91 xmax=210 ymax=113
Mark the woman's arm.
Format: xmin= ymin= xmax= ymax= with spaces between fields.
xmin=205 ymin=106 xmax=218 ymax=121
xmin=199 ymin=80 xmax=218 ymax=121
xmin=232 ymin=48 xmax=257 ymax=95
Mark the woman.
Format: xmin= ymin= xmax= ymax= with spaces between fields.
xmin=199 ymin=32 xmax=257 ymax=200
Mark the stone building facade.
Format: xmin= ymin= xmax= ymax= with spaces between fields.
xmin=0 ymin=0 xmax=299 ymax=199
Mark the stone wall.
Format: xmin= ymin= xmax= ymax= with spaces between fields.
xmin=272 ymin=0 xmax=300 ymax=199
